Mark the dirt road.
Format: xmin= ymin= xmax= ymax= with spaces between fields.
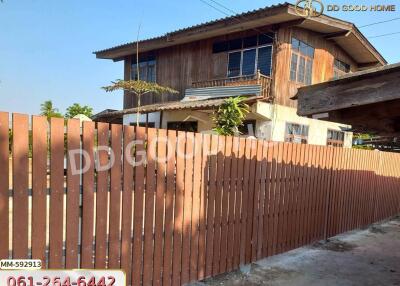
xmin=194 ymin=217 xmax=400 ymax=286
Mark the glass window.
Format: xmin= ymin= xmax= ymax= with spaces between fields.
xmin=297 ymin=57 xmax=306 ymax=83
xmin=305 ymin=59 xmax=313 ymax=85
xmin=327 ymin=129 xmax=345 ymax=147
xmin=227 ymin=45 xmax=273 ymax=78
xmin=131 ymin=57 xmax=156 ymax=82
xmin=291 ymin=38 xmax=300 ymax=51
xmin=228 ymin=52 xmax=241 ymax=77
xmin=242 ymin=49 xmax=257 ymax=75
xmin=290 ymin=37 xmax=314 ymax=85
xmin=258 ymin=46 xmax=273 ymax=76
xmin=290 ymin=53 xmax=298 ymax=81
xmin=285 ymin=123 xmax=309 ymax=144
xmin=333 ymin=59 xmax=350 ymax=79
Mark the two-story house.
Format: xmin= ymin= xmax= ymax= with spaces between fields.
xmin=94 ymin=3 xmax=386 ymax=147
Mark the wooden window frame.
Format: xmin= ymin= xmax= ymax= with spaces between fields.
xmin=289 ymin=37 xmax=314 ymax=85
xmin=333 ymin=59 xmax=350 ymax=79
xmin=327 ymin=129 xmax=345 ymax=147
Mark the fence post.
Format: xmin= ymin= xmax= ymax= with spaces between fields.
xmin=323 ymin=147 xmax=335 ymax=241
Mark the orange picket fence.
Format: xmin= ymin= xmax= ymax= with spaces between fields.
xmin=0 ymin=112 xmax=399 ymax=286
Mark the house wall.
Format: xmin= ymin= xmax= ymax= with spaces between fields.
xmin=254 ymin=102 xmax=353 ymax=147
xmin=123 ymin=25 xmax=359 ymax=110
xmin=272 ymin=27 xmax=358 ymax=107
xmin=123 ymin=102 xmax=353 ymax=147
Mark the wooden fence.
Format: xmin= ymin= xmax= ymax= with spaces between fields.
xmin=0 ymin=112 xmax=400 ymax=286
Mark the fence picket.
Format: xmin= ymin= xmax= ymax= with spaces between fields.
xmin=154 ymin=129 xmax=167 ymax=286
xmin=0 ymin=112 xmax=9 ymax=259
xmin=49 ymin=117 xmax=64 ymax=268
xmin=162 ymin=130 xmax=177 ymax=286
xmin=65 ymin=119 xmax=80 ymax=268
xmin=31 ymin=116 xmax=47 ymax=263
xmin=108 ymin=124 xmax=123 ymax=269
xmin=81 ymin=121 xmax=95 ymax=268
xmin=2 ymin=111 xmax=400 ymax=286
xmin=120 ymin=126 xmax=134 ymax=282
xmin=143 ymin=128 xmax=157 ymax=285
xmin=132 ymin=127 xmax=146 ymax=286
xmin=172 ymin=131 xmax=186 ymax=286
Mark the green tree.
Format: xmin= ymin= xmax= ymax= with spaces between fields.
xmin=65 ymin=103 xmax=93 ymax=118
xmin=40 ymin=100 xmax=63 ymax=119
xmin=212 ymin=96 xmax=250 ymax=136
xmin=102 ymin=80 xmax=178 ymax=126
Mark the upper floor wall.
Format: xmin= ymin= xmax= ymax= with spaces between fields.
xmin=123 ymin=25 xmax=359 ymax=109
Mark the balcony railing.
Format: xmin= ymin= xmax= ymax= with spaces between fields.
xmin=191 ymin=71 xmax=272 ymax=100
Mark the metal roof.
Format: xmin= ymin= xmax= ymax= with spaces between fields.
xmin=184 ymin=85 xmax=262 ymax=101
xmin=94 ymin=2 xmax=288 ymax=56
xmin=93 ymin=2 xmax=386 ymax=66
xmin=95 ymin=96 xmax=261 ymax=119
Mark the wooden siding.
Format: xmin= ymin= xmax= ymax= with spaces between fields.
xmin=272 ymin=27 xmax=358 ymax=108
xmin=123 ymin=25 xmax=359 ymax=110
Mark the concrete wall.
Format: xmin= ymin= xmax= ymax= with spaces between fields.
xmin=123 ymin=101 xmax=353 ymax=147
xmin=254 ymin=102 xmax=353 ymax=147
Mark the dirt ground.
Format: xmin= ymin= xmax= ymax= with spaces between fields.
xmin=193 ymin=216 xmax=400 ymax=286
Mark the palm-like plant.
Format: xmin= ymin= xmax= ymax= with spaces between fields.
xmin=212 ymin=96 xmax=250 ymax=136
xmin=102 ymin=79 xmax=178 ymax=126
xmin=40 ymin=100 xmax=63 ymax=120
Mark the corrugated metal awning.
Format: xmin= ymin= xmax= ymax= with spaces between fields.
xmin=183 ymin=85 xmax=261 ymax=101
xmin=95 ymin=96 xmax=261 ymax=119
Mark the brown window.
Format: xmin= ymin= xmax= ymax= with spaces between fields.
xmin=327 ymin=129 xmax=345 ymax=147
xmin=290 ymin=38 xmax=314 ymax=85
xmin=167 ymin=121 xmax=198 ymax=132
xmin=285 ymin=122 xmax=309 ymax=144
xmin=333 ymin=59 xmax=350 ymax=79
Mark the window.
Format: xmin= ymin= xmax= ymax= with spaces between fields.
xmin=257 ymin=47 xmax=273 ymax=76
xmin=285 ymin=123 xmax=309 ymax=144
xmin=131 ymin=54 xmax=156 ymax=82
xmin=327 ymin=129 xmax=345 ymax=147
xmin=290 ymin=37 xmax=314 ymax=85
xmin=227 ymin=45 xmax=273 ymax=77
xmin=167 ymin=121 xmax=198 ymax=132
xmin=333 ymin=59 xmax=350 ymax=79
xmin=238 ymin=120 xmax=256 ymax=136
xmin=212 ymin=34 xmax=273 ymax=77
xmin=242 ymin=49 xmax=257 ymax=75
xmin=228 ymin=52 xmax=241 ymax=77
xmin=212 ymin=33 xmax=274 ymax=53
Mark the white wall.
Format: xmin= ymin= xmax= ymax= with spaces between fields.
xmin=254 ymin=102 xmax=353 ymax=147
xmin=122 ymin=102 xmax=353 ymax=147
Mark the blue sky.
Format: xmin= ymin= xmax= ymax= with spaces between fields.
xmin=0 ymin=0 xmax=399 ymax=115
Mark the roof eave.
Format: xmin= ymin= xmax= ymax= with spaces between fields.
xmin=94 ymin=3 xmax=386 ymax=65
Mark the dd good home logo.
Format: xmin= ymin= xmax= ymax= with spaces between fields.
xmin=295 ymin=0 xmax=324 ymax=17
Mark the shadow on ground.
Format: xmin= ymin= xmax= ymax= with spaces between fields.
xmin=193 ymin=216 xmax=400 ymax=286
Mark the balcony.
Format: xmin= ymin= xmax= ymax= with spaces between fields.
xmin=183 ymin=72 xmax=272 ymax=102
